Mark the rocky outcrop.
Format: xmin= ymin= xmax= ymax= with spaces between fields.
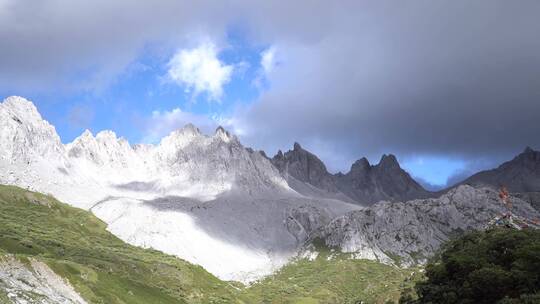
xmin=0 ymin=255 xmax=87 ymax=304
xmin=310 ymin=185 xmax=540 ymax=266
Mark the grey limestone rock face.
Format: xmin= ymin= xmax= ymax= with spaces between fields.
xmin=310 ymin=185 xmax=540 ymax=266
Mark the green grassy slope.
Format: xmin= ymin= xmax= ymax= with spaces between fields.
xmin=238 ymin=243 xmax=422 ymax=304
xmin=0 ymin=184 xmax=421 ymax=304
xmin=0 ymin=184 xmax=236 ymax=304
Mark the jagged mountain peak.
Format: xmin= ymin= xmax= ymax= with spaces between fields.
xmin=0 ymin=96 xmax=64 ymax=161
xmin=516 ymin=146 xmax=539 ymax=161
xmin=183 ymin=123 xmax=200 ymax=133
xmin=278 ymin=142 xmax=329 ymax=172
xmin=69 ymin=129 xmax=128 ymax=148
xmin=158 ymin=125 xmax=205 ymax=150
xmin=80 ymin=129 xmax=93 ymax=138
xmin=214 ymin=125 xmax=237 ymax=143
xmin=350 ymin=157 xmax=370 ymax=173
xmin=95 ymin=130 xmax=119 ymax=141
xmin=168 ymin=123 xmax=202 ymax=137
xmin=346 ymin=154 xmax=402 ymax=177
xmin=377 ymin=153 xmax=400 ymax=169
xmin=523 ymin=146 xmax=535 ymax=154
xmin=1 ymin=96 xmax=50 ymax=127
xmin=2 ymin=96 xmax=39 ymax=115
xmin=270 ymin=142 xmax=338 ymax=196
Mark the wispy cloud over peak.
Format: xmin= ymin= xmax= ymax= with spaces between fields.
xmin=253 ymin=46 xmax=279 ymax=89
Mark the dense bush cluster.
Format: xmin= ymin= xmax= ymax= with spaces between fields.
xmin=401 ymin=228 xmax=540 ymax=304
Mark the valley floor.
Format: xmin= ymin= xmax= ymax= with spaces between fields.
xmin=239 ymin=248 xmax=422 ymax=304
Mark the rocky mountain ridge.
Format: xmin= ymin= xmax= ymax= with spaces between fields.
xmin=1 ymin=95 xmax=539 ymax=284
xmin=271 ymin=142 xmax=430 ymax=205
xmin=454 ymin=146 xmax=540 ymax=193
xmin=1 ymin=96 xmax=291 ymax=208
xmin=0 ymin=96 xmax=358 ymax=282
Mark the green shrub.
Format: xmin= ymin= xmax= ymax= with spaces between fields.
xmin=401 ymin=228 xmax=540 ymax=304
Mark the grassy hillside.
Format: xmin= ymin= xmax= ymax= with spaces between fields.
xmin=238 ymin=242 xmax=422 ymax=304
xmin=0 ymin=184 xmax=421 ymax=303
xmin=0 ymin=184 xmax=236 ymax=304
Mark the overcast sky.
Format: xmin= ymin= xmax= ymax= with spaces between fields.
xmin=1 ymin=0 xmax=539 ymax=189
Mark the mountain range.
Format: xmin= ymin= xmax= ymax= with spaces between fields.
xmin=1 ymin=95 xmax=539 ymax=284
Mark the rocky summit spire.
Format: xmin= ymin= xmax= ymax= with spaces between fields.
xmin=523 ymin=146 xmax=535 ymax=154
xmin=215 ymin=126 xmax=232 ymax=142
xmin=3 ymin=96 xmax=40 ymax=116
xmin=181 ymin=123 xmax=201 ymax=135
xmin=350 ymin=157 xmax=370 ymax=173
xmin=271 ymin=141 xmax=338 ymax=194
xmin=378 ymin=154 xmax=399 ymax=169
xmin=0 ymin=96 xmax=64 ymax=161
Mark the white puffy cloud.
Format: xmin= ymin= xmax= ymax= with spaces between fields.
xmin=167 ymin=41 xmax=233 ymax=101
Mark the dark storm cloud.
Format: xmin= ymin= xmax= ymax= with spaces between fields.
xmin=1 ymin=0 xmax=539 ymax=172
xmin=234 ymin=1 xmax=540 ymax=171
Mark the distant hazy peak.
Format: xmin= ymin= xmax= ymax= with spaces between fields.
xmin=517 ymin=146 xmax=539 ymax=160
xmin=171 ymin=123 xmax=202 ymax=137
xmin=523 ymin=146 xmax=535 ymax=154
xmin=454 ymin=147 xmax=540 ymax=193
xmin=80 ymin=129 xmax=94 ymax=138
xmin=95 ymin=130 xmax=119 ymax=140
